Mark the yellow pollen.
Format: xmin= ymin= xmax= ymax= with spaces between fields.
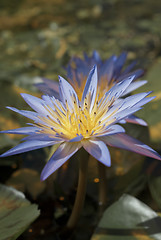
xmin=36 ymin=93 xmax=117 ymax=140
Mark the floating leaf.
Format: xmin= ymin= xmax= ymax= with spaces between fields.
xmin=91 ymin=194 xmax=161 ymax=240
xmin=6 ymin=168 xmax=46 ymax=199
xmin=0 ymin=184 xmax=40 ymax=240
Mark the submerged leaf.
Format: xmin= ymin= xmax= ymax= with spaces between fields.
xmin=0 ymin=184 xmax=40 ymax=240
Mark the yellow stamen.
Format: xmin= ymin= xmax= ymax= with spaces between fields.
xmin=35 ymin=93 xmax=117 ymax=140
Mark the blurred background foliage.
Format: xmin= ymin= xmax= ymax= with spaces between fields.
xmin=0 ymin=0 xmax=161 ymax=239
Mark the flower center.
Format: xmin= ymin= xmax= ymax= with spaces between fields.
xmin=36 ymin=93 xmax=116 ymax=141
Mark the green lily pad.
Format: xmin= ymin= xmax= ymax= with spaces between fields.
xmin=91 ymin=194 xmax=161 ymax=240
xmin=0 ymin=184 xmax=40 ymax=240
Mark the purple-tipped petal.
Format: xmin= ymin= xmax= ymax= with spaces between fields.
xmin=0 ymin=126 xmax=40 ymax=135
xmin=113 ymin=107 xmax=143 ymax=122
xmin=133 ymin=96 xmax=155 ymax=108
xmin=102 ymin=59 xmax=114 ymax=83
xmin=42 ymin=95 xmax=55 ymax=109
xmin=35 ymin=78 xmax=60 ymax=98
xmin=82 ymin=65 xmax=98 ymax=111
xmin=122 ymin=60 xmax=137 ymax=75
xmin=100 ymin=133 xmax=161 ymax=160
xmin=125 ymin=115 xmax=147 ymax=126
xmin=6 ymin=107 xmax=53 ymax=127
xmin=117 ymin=69 xmax=144 ymax=82
xmin=69 ymin=135 xmax=83 ymax=142
xmin=40 ymin=142 xmax=82 ymax=180
xmin=82 ymin=139 xmax=111 ymax=166
xmin=21 ymin=134 xmax=63 ymax=142
xmin=21 ymin=93 xmax=49 ymax=115
xmin=96 ymin=124 xmax=125 ymax=137
xmin=92 ymin=51 xmax=101 ymax=63
xmin=117 ymin=92 xmax=152 ymax=112
xmin=107 ymin=75 xmax=135 ymax=100
xmin=114 ymin=52 xmax=127 ymax=77
xmin=59 ymin=76 xmax=79 ymax=110
xmin=0 ymin=140 xmax=58 ymax=157
xmin=122 ymin=80 xmax=147 ymax=96
xmin=6 ymin=107 xmax=39 ymax=122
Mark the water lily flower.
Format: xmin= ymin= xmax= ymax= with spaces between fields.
xmin=1 ymin=66 xmax=161 ymax=181
xmin=36 ymin=51 xmax=147 ymax=126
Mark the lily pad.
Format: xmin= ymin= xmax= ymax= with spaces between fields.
xmin=0 ymin=184 xmax=40 ymax=240
xmin=91 ymin=194 xmax=161 ymax=240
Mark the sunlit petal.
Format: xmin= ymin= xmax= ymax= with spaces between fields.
xmin=0 ymin=126 xmax=40 ymax=135
xmin=125 ymin=115 xmax=147 ymax=126
xmin=40 ymin=141 xmax=82 ymax=180
xmin=0 ymin=140 xmax=58 ymax=157
xmin=95 ymin=124 xmax=125 ymax=137
xmin=34 ymin=77 xmax=59 ymax=98
xmin=122 ymin=80 xmax=147 ymax=96
xmin=82 ymin=65 xmax=98 ymax=112
xmin=59 ymin=75 xmax=79 ymax=110
xmin=107 ymin=75 xmax=135 ymax=100
xmin=21 ymin=93 xmax=48 ymax=115
xmin=82 ymin=139 xmax=111 ymax=166
xmin=100 ymin=133 xmax=161 ymax=160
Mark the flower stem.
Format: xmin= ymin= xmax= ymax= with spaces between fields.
xmin=66 ymin=157 xmax=88 ymax=230
xmin=98 ymin=162 xmax=107 ymax=212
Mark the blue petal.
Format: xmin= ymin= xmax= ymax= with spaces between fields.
xmin=6 ymin=107 xmax=39 ymax=121
xmin=69 ymin=135 xmax=83 ymax=142
xmin=107 ymin=75 xmax=135 ymax=100
xmin=100 ymin=58 xmax=114 ymax=83
xmin=133 ymin=96 xmax=155 ymax=108
xmin=35 ymin=78 xmax=60 ymax=98
xmin=0 ymin=140 xmax=58 ymax=157
xmin=114 ymin=52 xmax=127 ymax=77
xmin=82 ymin=65 xmax=98 ymax=112
xmin=0 ymin=126 xmax=39 ymax=135
xmin=21 ymin=93 xmax=49 ymax=115
xmin=59 ymin=75 xmax=79 ymax=110
xmin=125 ymin=115 xmax=147 ymax=126
xmin=40 ymin=142 xmax=82 ymax=180
xmin=101 ymin=100 xmax=142 ymax=123
xmin=41 ymin=95 xmax=60 ymax=115
xmin=22 ymin=134 xmax=63 ymax=142
xmin=105 ymin=93 xmax=154 ymax=123
xmin=92 ymin=51 xmax=101 ymax=63
xmin=6 ymin=107 xmax=53 ymax=127
xmin=117 ymin=92 xmax=152 ymax=111
xmin=122 ymin=60 xmax=137 ymax=75
xmin=117 ymin=69 xmax=144 ymax=82
xmin=100 ymin=133 xmax=161 ymax=161
xmin=113 ymin=107 xmax=142 ymax=122
xmin=122 ymin=80 xmax=147 ymax=96
xmin=96 ymin=124 xmax=125 ymax=137
xmin=82 ymin=139 xmax=111 ymax=167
